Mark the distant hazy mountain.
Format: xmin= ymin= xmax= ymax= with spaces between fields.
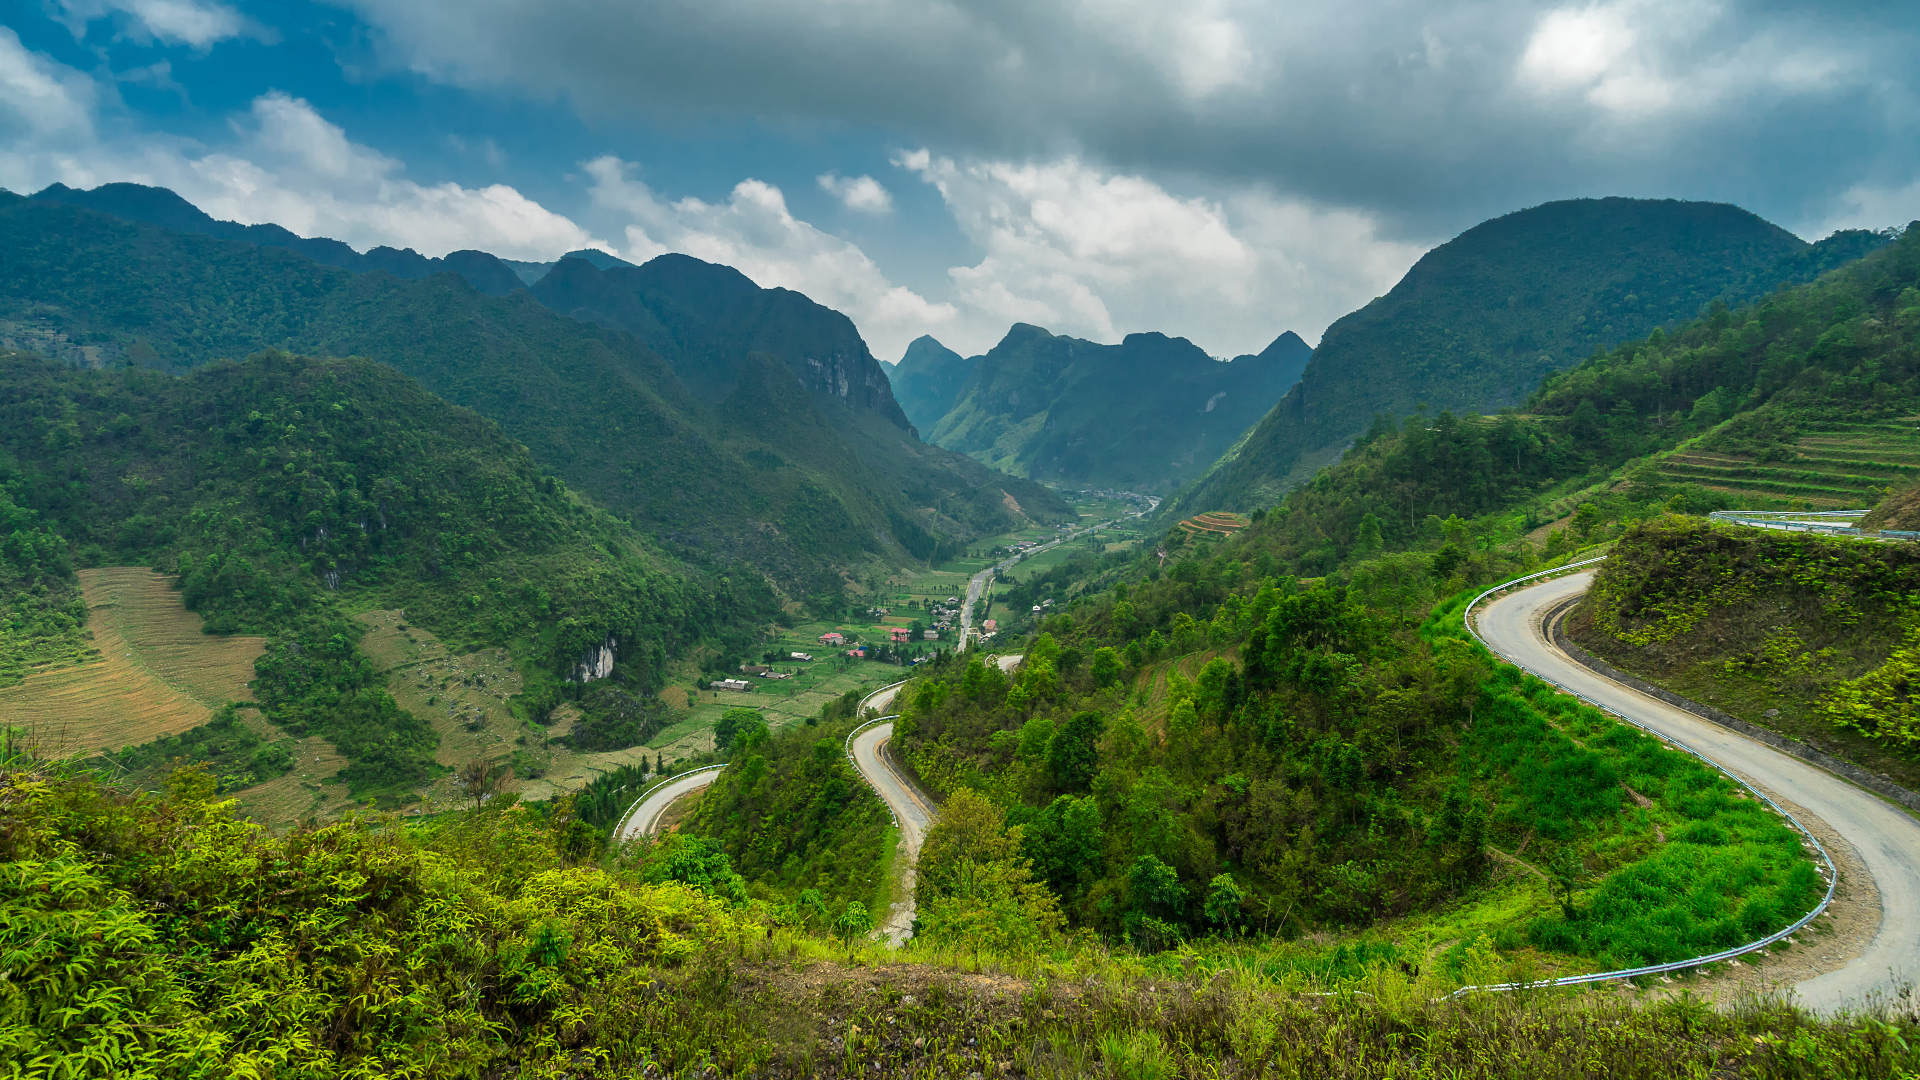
xmin=1164 ymin=196 xmax=1892 ymax=516
xmin=889 ymin=336 xmax=975 ymax=433
xmin=27 ymin=182 xmax=527 ymax=296
xmin=501 ymin=248 xmax=637 ymax=286
xmin=923 ymin=324 xmax=1310 ymax=493
xmin=0 ymin=193 xmax=1068 ymax=591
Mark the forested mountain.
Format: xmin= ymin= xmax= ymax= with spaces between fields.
xmin=0 ymin=349 xmax=758 ymax=795
xmin=888 ymin=335 xmax=974 ymax=433
xmin=1205 ymin=220 xmax=1920 ymax=588
xmin=1166 ymin=197 xmax=1892 ymax=516
xmin=0 ymin=192 xmax=1065 ymax=594
xmin=29 ymin=182 xmax=527 ymax=296
xmin=527 ymin=253 xmax=1068 ymax=545
xmin=924 ymin=324 xmax=1310 ymax=492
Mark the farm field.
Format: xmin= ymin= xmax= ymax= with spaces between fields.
xmin=1652 ymin=417 xmax=1920 ymax=509
xmin=0 ymin=567 xmax=263 ymax=754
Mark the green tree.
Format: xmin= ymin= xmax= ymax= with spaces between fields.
xmin=715 ymin=707 xmax=766 ymax=752
xmin=1046 ymin=710 xmax=1106 ymax=793
xmin=1091 ymin=646 xmax=1123 ymax=689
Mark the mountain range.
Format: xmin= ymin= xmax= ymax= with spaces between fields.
xmin=1164 ymin=197 xmax=1893 ymax=517
xmin=0 ymin=185 xmax=1069 ymax=597
xmin=906 ymin=325 xmax=1312 ymax=493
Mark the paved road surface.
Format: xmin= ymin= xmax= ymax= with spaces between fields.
xmin=959 ymin=498 xmax=1159 ymax=644
xmin=1477 ymin=571 xmax=1920 ymax=1011
xmin=851 ymin=656 xmax=1022 ymax=944
xmin=616 ymin=767 xmax=723 ymax=842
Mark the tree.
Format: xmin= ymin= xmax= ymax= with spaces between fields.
xmin=459 ymin=756 xmax=507 ymax=811
xmin=1022 ymin=794 xmax=1104 ymax=900
xmin=1047 ymin=710 xmax=1105 ymax=793
xmin=916 ymin=789 xmax=1064 ymax=963
xmin=715 ymin=707 xmax=766 ymax=752
xmin=835 ymin=900 xmax=874 ymax=956
xmin=1091 ymin=646 xmax=1123 ymax=689
xmin=1203 ymin=873 xmax=1247 ymax=931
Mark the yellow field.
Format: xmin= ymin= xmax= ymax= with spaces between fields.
xmin=0 ymin=567 xmax=265 ymax=753
xmin=355 ymin=610 xmax=660 ymax=809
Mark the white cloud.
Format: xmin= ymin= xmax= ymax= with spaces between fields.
xmin=0 ymin=42 xmax=604 ymax=262
xmin=587 ymin=157 xmax=956 ymax=360
xmin=52 ymin=0 xmax=268 ymax=49
xmin=817 ymin=171 xmax=893 ymax=214
xmin=1805 ymin=180 xmax=1920 ymax=238
xmin=894 ymin=151 xmax=1427 ymax=357
xmin=0 ymin=27 xmax=96 ymax=138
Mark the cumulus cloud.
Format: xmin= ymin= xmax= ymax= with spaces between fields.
xmin=0 ymin=38 xmax=603 ymax=262
xmin=52 ymin=0 xmax=270 ymax=49
xmin=816 ymin=171 xmax=892 ymax=214
xmin=587 ymin=157 xmax=955 ymax=359
xmin=894 ymin=151 xmax=1425 ymax=357
xmin=337 ymin=0 xmax=1915 ymax=230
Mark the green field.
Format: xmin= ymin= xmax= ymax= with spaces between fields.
xmin=1652 ymin=416 xmax=1920 ymax=509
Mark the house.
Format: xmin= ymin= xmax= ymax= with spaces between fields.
xmin=1032 ymin=605 xmax=1042 ymax=614
xmin=922 ymin=630 xmax=938 ymax=640
xmin=820 ymin=632 xmax=845 ymax=645
xmin=847 ymin=646 xmax=869 ymax=658
xmin=740 ymin=664 xmax=771 ymax=676
xmin=983 ymin=619 xmax=997 ymax=631
xmin=789 ymin=652 xmax=814 ymax=662
xmin=889 ymin=627 xmax=912 ymax=643
xmin=713 ymin=678 xmax=752 ymax=692
xmin=759 ymin=670 xmax=792 ymax=679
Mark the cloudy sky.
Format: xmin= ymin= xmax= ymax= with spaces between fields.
xmin=3 ymin=0 xmax=1916 ymax=360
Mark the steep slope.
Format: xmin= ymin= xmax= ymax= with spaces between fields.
xmin=926 ymin=325 xmax=1308 ymax=493
xmin=888 ymin=335 xmax=975 ymax=433
xmin=528 ymin=254 xmax=1069 ymax=542
xmin=0 ymin=198 xmax=1055 ymax=593
xmin=0 ymin=349 xmax=759 ymax=796
xmin=1168 ymin=197 xmax=1889 ymax=514
xmin=29 ymin=182 xmax=526 ymax=296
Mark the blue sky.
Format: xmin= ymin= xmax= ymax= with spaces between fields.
xmin=3 ymin=0 xmax=1916 ymax=361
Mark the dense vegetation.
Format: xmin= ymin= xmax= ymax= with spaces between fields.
xmin=1574 ymin=517 xmax=1920 ymax=782
xmin=926 ymin=325 xmax=1312 ymax=493
xmin=883 ymin=531 xmax=1822 ymax=970
xmin=0 ymin=350 xmax=761 ymax=797
xmin=7 ymin=753 xmax=1914 ymax=1079
xmin=1181 ymin=220 xmax=1920 ymax=594
xmin=0 ymin=193 xmax=1067 ymax=596
xmin=0 ymin=473 xmax=88 ymax=687
xmin=1168 ymin=197 xmax=1890 ymax=515
xmin=683 ymin=715 xmax=895 ymax=911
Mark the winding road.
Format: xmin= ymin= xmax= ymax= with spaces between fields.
xmin=1477 ymin=570 xmax=1920 ymax=1012
xmin=851 ymin=656 xmax=1023 ymax=944
xmin=615 ymin=766 xmax=724 ymax=842
xmin=959 ymin=497 xmax=1160 ymax=644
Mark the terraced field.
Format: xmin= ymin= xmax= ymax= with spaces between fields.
xmin=1654 ymin=417 xmax=1920 ymax=509
xmin=0 ymin=568 xmax=264 ymax=753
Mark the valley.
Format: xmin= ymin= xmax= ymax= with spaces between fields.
xmin=5 ymin=176 xmax=1920 ymax=1076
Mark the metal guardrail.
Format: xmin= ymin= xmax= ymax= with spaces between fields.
xmin=1457 ymin=559 xmax=1839 ymax=994
xmin=611 ymin=763 xmax=729 ymax=839
xmin=1707 ymin=509 xmax=1920 ymax=541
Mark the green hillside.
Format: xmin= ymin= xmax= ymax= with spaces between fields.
xmin=1571 ymin=517 xmax=1920 ymax=788
xmin=1166 ymin=197 xmax=1891 ymax=516
xmin=528 ymin=255 xmax=1068 ymax=548
xmin=0 ymin=195 xmax=1064 ymax=595
xmin=0 ymin=349 xmax=763 ymax=799
xmin=925 ymin=324 xmax=1309 ymax=493
xmin=888 ymin=334 xmax=973 ymax=433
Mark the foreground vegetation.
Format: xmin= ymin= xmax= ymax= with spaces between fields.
xmin=4 ymin=749 xmax=1914 ymax=1079
xmin=1573 ymin=517 xmax=1920 ymax=786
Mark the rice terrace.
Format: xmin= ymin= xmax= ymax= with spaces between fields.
xmin=0 ymin=567 xmax=263 ymax=753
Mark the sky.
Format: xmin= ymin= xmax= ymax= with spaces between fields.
xmin=2 ymin=0 xmax=1916 ymax=362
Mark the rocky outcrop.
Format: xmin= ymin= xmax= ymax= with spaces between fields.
xmin=575 ymin=636 xmax=617 ymax=682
